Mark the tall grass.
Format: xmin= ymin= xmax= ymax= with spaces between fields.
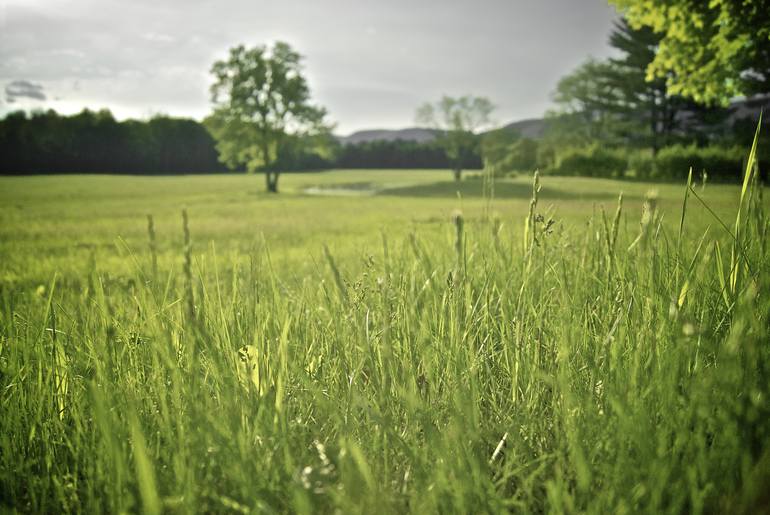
xmin=0 ymin=130 xmax=768 ymax=513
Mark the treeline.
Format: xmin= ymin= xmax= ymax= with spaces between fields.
xmin=0 ymin=109 xmax=484 ymax=174
xmin=336 ymin=139 xmax=480 ymax=169
xmin=484 ymin=112 xmax=768 ymax=182
xmin=486 ymin=18 xmax=769 ymax=182
xmin=0 ymin=109 xmax=226 ymax=175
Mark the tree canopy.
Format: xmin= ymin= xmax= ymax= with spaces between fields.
xmin=0 ymin=109 xmax=225 ymax=175
xmin=548 ymin=19 xmax=703 ymax=153
xmin=479 ymin=127 xmax=529 ymax=176
xmin=206 ymin=41 xmax=331 ymax=192
xmin=610 ymin=0 xmax=770 ymax=104
xmin=549 ymin=58 xmax=627 ymax=145
xmin=416 ymin=95 xmax=494 ymax=181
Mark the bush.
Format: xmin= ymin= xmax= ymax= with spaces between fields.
xmin=550 ymin=144 xmax=627 ymax=178
xmin=536 ymin=143 xmax=557 ymax=171
xmin=547 ymin=144 xmax=748 ymax=183
xmin=505 ymin=138 xmax=539 ymax=173
xmin=627 ymin=150 xmax=656 ymax=180
xmin=654 ymin=145 xmax=744 ymax=181
xmin=485 ymin=138 xmax=540 ymax=178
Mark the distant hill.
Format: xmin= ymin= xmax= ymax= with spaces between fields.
xmin=501 ymin=118 xmax=549 ymax=140
xmin=337 ymin=120 xmax=550 ymax=145
xmin=338 ymin=127 xmax=438 ymax=145
xmin=336 ymin=95 xmax=769 ymax=146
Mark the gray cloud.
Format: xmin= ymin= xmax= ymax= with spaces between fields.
xmin=5 ymin=79 xmax=46 ymax=103
xmin=0 ymin=0 xmax=619 ymax=133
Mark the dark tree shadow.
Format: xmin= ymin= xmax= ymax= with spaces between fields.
xmin=378 ymin=180 xmax=626 ymax=201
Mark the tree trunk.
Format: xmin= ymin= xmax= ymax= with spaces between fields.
xmin=650 ymin=92 xmax=659 ymax=157
xmin=265 ymin=172 xmax=279 ymax=193
xmin=260 ymin=136 xmax=278 ymax=193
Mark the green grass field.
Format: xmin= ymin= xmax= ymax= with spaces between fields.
xmin=0 ymin=170 xmax=745 ymax=286
xmin=1 ymin=167 xmax=769 ymax=513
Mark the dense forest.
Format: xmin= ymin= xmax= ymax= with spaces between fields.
xmin=0 ymin=109 xmax=226 ymax=175
xmin=335 ymin=139 xmax=481 ymax=170
xmin=0 ymin=101 xmax=765 ymax=178
xmin=0 ymin=108 xmax=481 ymax=174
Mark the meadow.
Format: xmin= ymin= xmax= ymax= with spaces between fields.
xmin=1 ymin=161 xmax=769 ymax=513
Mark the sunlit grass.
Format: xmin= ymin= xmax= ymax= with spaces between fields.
xmin=0 ymin=159 xmax=768 ymax=513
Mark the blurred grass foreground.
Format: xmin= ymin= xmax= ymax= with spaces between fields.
xmin=1 ymin=125 xmax=769 ymax=513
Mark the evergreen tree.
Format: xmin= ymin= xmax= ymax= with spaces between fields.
xmin=550 ymin=19 xmax=699 ymax=154
xmin=607 ymin=19 xmax=684 ymax=153
xmin=549 ymin=58 xmax=628 ymax=146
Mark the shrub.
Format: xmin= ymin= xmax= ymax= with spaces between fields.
xmin=481 ymin=127 xmax=519 ymax=176
xmin=536 ymin=143 xmax=557 ymax=171
xmin=654 ymin=145 xmax=744 ymax=181
xmin=483 ymin=136 xmax=539 ymax=178
xmin=505 ymin=138 xmax=539 ymax=173
xmin=550 ymin=144 xmax=627 ymax=178
xmin=627 ymin=150 xmax=656 ymax=180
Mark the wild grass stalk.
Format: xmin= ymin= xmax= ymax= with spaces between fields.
xmin=0 ymin=125 xmax=767 ymax=514
xmin=182 ymin=208 xmax=194 ymax=319
xmin=147 ymin=214 xmax=158 ymax=280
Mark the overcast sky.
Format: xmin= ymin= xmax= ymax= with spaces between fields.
xmin=0 ymin=0 xmax=619 ymax=135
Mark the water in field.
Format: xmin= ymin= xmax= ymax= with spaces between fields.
xmin=303 ymin=182 xmax=380 ymax=196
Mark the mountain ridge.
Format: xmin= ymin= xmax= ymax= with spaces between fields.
xmin=336 ymin=95 xmax=769 ymax=145
xmin=337 ymin=119 xmax=550 ymax=145
xmin=336 ymin=127 xmax=439 ymax=145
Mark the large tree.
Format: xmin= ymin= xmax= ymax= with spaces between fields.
xmin=206 ymin=42 xmax=330 ymax=193
xmin=606 ymin=19 xmax=695 ymax=153
xmin=480 ymin=127 xmax=521 ymax=176
xmin=549 ymin=20 xmax=697 ymax=154
xmin=610 ymin=0 xmax=770 ymax=105
xmin=416 ymin=95 xmax=494 ymax=181
xmin=549 ymin=58 xmax=628 ymax=146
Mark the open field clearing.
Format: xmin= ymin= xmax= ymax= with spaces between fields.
xmin=4 ymin=0 xmax=770 ymax=510
xmin=0 ymin=170 xmax=749 ymax=285
xmin=1 ymin=167 xmax=769 ymax=513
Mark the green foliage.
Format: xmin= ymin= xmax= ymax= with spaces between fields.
xmin=416 ymin=95 xmax=494 ymax=180
xmin=611 ymin=0 xmax=770 ymax=103
xmin=548 ymin=20 xmax=695 ymax=154
xmin=504 ymin=138 xmax=539 ymax=174
xmin=626 ymin=149 xmax=656 ymax=179
xmin=480 ymin=127 xmax=525 ymax=176
xmin=550 ymin=144 xmax=628 ymax=177
xmin=206 ymin=42 xmax=331 ymax=192
xmin=549 ymin=59 xmax=627 ymax=145
xmin=337 ymin=139 xmax=481 ymax=169
xmin=654 ymin=144 xmax=745 ymax=181
xmin=548 ymin=144 xmax=748 ymax=182
xmin=0 ymin=109 xmax=224 ymax=174
xmin=536 ymin=141 xmax=557 ymax=171
xmin=607 ymin=19 xmax=695 ymax=152
xmin=273 ymin=132 xmax=339 ymax=171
